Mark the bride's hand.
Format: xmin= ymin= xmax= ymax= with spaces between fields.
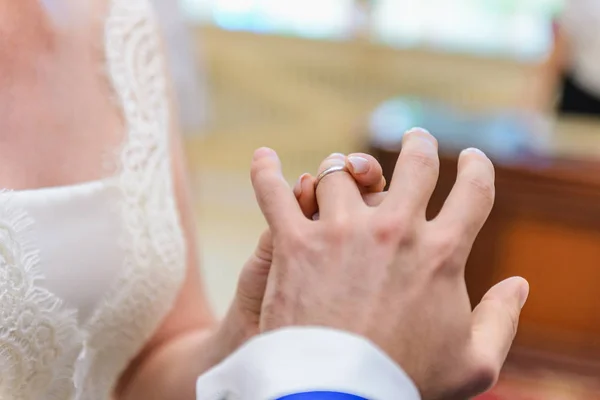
xmin=292 ymin=153 xmax=386 ymax=220
xmin=216 ymin=152 xmax=387 ymax=356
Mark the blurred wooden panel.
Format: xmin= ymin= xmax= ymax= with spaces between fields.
xmin=502 ymin=218 xmax=600 ymax=352
xmin=503 ymin=219 xmax=600 ymax=327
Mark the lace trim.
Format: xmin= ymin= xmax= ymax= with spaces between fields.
xmin=74 ymin=0 xmax=187 ymax=398
xmin=0 ymin=193 xmax=82 ymax=400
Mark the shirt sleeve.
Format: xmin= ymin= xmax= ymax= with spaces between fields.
xmin=196 ymin=327 xmax=421 ymax=400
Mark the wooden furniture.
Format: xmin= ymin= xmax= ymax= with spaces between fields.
xmin=368 ymin=98 xmax=600 ymax=366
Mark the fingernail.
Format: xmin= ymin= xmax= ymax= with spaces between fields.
xmin=348 ymin=156 xmax=370 ymax=174
xmin=253 ymin=147 xmax=278 ymax=160
xmin=462 ymin=147 xmax=487 ymax=157
xmin=312 ymin=212 xmax=320 ymax=221
xmin=405 ymin=127 xmax=431 ymax=136
xmin=293 ymin=173 xmax=308 ymax=197
xmin=404 ymin=127 xmax=436 ymax=146
xmin=519 ymin=280 xmax=530 ymax=309
xmin=321 ymin=156 xmax=346 ymax=169
xmin=328 ymin=152 xmax=346 ymax=160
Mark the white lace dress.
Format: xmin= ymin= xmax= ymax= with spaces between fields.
xmin=0 ymin=1 xmax=187 ymax=399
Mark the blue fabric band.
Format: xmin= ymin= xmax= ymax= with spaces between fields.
xmin=277 ymin=392 xmax=368 ymax=400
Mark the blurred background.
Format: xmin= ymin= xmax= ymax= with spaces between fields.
xmin=169 ymin=1 xmax=600 ymax=398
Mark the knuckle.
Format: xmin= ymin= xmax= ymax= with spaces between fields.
xmin=406 ymin=150 xmax=439 ymax=171
xmin=434 ymin=232 xmax=460 ymax=253
xmin=323 ymin=214 xmax=353 ymax=242
xmin=331 ymin=213 xmax=352 ymax=231
xmin=371 ymin=212 xmax=414 ymax=245
xmin=467 ymin=176 xmax=495 ymax=204
xmin=427 ymin=233 xmax=462 ymax=273
xmin=466 ymin=356 xmax=501 ymax=394
xmin=279 ymin=226 xmax=309 ymax=252
xmin=251 ymin=170 xmax=282 ymax=205
xmin=250 ymin=157 xmax=272 ymax=182
xmin=258 ymin=184 xmax=279 ymax=206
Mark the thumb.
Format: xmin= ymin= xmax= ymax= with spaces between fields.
xmin=235 ymin=230 xmax=272 ymax=325
xmin=251 ymin=147 xmax=303 ymax=232
xmin=218 ymin=230 xmax=273 ymax=358
xmin=469 ymin=277 xmax=529 ymax=389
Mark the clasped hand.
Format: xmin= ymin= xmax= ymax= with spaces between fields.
xmin=223 ymin=128 xmax=529 ymax=399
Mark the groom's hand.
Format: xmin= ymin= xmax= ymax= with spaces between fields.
xmin=250 ymin=128 xmax=529 ymax=400
xmin=217 ymin=152 xmax=387 ymax=359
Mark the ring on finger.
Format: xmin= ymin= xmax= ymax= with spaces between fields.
xmin=314 ymin=165 xmax=349 ymax=190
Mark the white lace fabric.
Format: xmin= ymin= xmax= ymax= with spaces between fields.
xmin=0 ymin=196 xmax=82 ymax=400
xmin=0 ymin=0 xmax=187 ymax=399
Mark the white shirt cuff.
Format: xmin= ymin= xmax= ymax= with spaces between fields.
xmin=196 ymin=327 xmax=421 ymax=400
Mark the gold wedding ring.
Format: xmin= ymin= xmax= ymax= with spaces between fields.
xmin=314 ymin=165 xmax=349 ymax=190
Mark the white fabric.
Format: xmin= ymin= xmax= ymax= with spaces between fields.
xmin=0 ymin=1 xmax=187 ymax=399
xmin=561 ymin=0 xmax=600 ymax=96
xmin=8 ymin=180 xmax=123 ymax=324
xmin=196 ymin=327 xmax=421 ymax=400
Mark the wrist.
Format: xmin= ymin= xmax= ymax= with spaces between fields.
xmin=211 ymin=301 xmax=260 ymax=364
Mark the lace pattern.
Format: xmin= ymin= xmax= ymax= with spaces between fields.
xmin=74 ymin=0 xmax=187 ymax=398
xmin=0 ymin=194 xmax=82 ymax=400
xmin=0 ymin=0 xmax=185 ymax=397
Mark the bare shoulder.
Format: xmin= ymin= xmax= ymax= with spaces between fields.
xmin=0 ymin=0 xmax=123 ymax=190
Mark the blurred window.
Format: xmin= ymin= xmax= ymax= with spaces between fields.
xmin=181 ymin=0 xmax=564 ymax=60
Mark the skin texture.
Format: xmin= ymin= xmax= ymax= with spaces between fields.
xmin=116 ymin=145 xmax=388 ymax=399
xmin=250 ymin=128 xmax=529 ymax=400
xmin=0 ymin=0 xmax=121 ymax=189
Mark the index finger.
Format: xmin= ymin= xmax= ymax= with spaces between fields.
xmin=250 ymin=147 xmax=305 ymax=233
